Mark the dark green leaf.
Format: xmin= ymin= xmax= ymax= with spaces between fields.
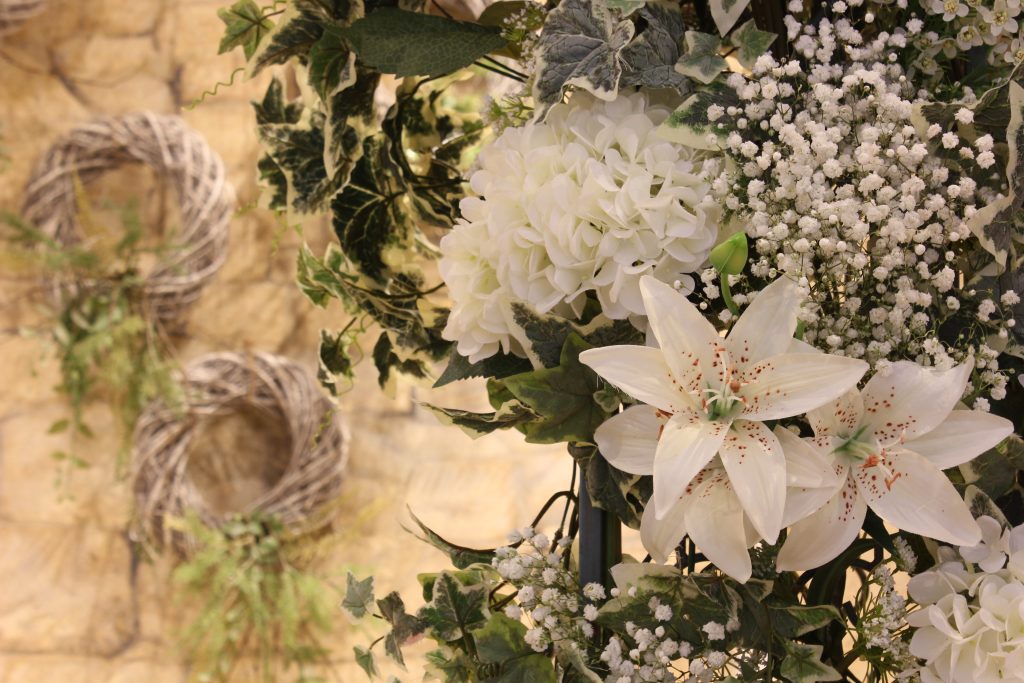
xmin=767 ymin=602 xmax=841 ymax=639
xmin=960 ymin=434 xmax=1024 ymax=499
xmin=502 ymin=334 xmax=609 ymax=444
xmin=218 ymin=0 xmax=274 ymax=59
xmin=660 ymin=83 xmax=741 ymax=149
xmin=569 ymin=443 xmax=648 ymax=529
xmin=405 ymin=509 xmax=497 ymax=569
xmin=422 ymin=399 xmax=537 ymax=438
xmin=331 ymin=134 xmax=414 ymax=281
xmin=417 ymin=572 xmax=489 ymax=642
xmin=378 ymin=591 xmax=427 ymax=642
xmin=354 ymin=645 xmax=378 ymax=679
xmin=619 ymin=3 xmax=690 ymax=93
xmin=339 ymin=8 xmax=506 ymax=77
xmin=434 ymin=350 xmax=532 ymax=387
xmin=780 ymin=642 xmax=841 ymax=683
xmin=473 ymin=615 xmax=557 ymax=682
xmin=478 ymin=1 xmax=530 ymax=28
xmin=965 ymin=484 xmax=1010 ymax=526
xmin=308 ymin=25 xmax=356 ymax=100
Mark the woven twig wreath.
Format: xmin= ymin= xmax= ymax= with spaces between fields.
xmin=132 ymin=352 xmax=349 ymax=555
xmin=21 ymin=112 xmax=232 ymax=323
xmin=0 ymin=0 xmax=45 ymax=35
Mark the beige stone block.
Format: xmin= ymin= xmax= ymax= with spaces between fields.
xmin=94 ymin=0 xmax=165 ymax=37
xmin=0 ymin=522 xmax=135 ymax=655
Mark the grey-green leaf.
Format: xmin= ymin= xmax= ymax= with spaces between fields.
xmin=729 ymin=19 xmax=776 ymax=68
xmin=339 ymin=8 xmax=506 ymax=77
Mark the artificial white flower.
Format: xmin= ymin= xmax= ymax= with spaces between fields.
xmin=439 ymin=91 xmax=722 ymax=362
xmin=580 ymin=276 xmax=867 ymax=581
xmin=907 ymin=518 xmax=1024 ymax=683
xmin=776 ymin=361 xmax=1013 ymax=571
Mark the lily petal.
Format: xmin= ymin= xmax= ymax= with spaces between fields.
xmin=638 ymin=276 xmax=724 ymax=400
xmin=903 ymin=409 xmax=1013 ymax=469
xmin=595 ymin=405 xmax=663 ymax=475
xmin=739 ymin=353 xmax=869 ymax=421
xmin=726 ymin=277 xmax=801 ymax=364
xmin=774 ymin=429 xmax=847 ymax=527
xmin=640 ymin=494 xmax=688 ymax=564
xmin=854 ymin=447 xmax=981 ymax=546
xmin=860 ymin=360 xmax=973 ymax=445
xmin=653 ymin=414 xmax=728 ymax=518
xmin=579 ymin=345 xmax=688 ymax=414
xmin=776 ymin=475 xmax=866 ymax=571
xmin=684 ymin=470 xmax=753 ymax=582
xmin=807 ymin=389 xmax=865 ymax=439
xmin=719 ymin=420 xmax=787 ymax=543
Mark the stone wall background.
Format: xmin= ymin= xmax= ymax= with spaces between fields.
xmin=0 ymin=1 xmax=572 ymax=680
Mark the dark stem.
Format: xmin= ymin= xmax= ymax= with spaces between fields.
xmin=577 ymin=471 xmax=621 ymax=589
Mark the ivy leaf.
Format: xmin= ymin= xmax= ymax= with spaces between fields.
xmin=339 ymin=8 xmax=506 ymax=77
xmin=768 ymin=602 xmax=841 ymax=639
xmin=422 ymin=399 xmax=537 ymax=439
xmin=434 ymin=350 xmax=532 ymax=387
xmin=308 ymin=25 xmax=357 ymax=100
xmin=509 ymin=303 xmax=642 ymax=369
xmin=619 ymin=3 xmax=690 ymax=93
xmin=960 ymin=433 xmax=1024 ymax=499
xmin=317 ymin=328 xmax=359 ymax=396
xmin=218 ymin=0 xmax=274 ymax=59
xmin=322 ymin=66 xmax=380 ymax=183
xmin=354 ymin=645 xmax=378 ymax=679
xmin=780 ymin=642 xmax=841 ymax=683
xmin=964 ymin=80 xmax=1024 ymax=272
xmin=258 ymin=112 xmax=336 ymax=212
xmin=248 ymin=4 xmax=324 ymax=75
xmin=605 ymin=0 xmax=646 ymax=13
xmin=404 ymin=509 xmax=496 ymax=570
xmin=532 ymin=0 xmax=636 ymax=117
xmin=342 ymin=572 xmax=376 ymax=619
xmin=417 ymin=572 xmax=489 ymax=642
xmin=659 ymin=83 xmax=741 ymax=150
xmin=674 ymin=30 xmax=726 ymax=84
xmin=472 ymin=614 xmax=557 ymax=683
xmin=253 ymin=78 xmax=301 ymax=126
xmin=569 ymin=443 xmax=649 ymax=529
xmin=710 ymin=0 xmax=752 ymax=36
xmin=502 ymin=334 xmax=610 ymax=444
xmin=729 ymin=19 xmax=776 ymax=69
xmin=965 ymin=484 xmax=1010 ymax=527
xmin=331 ymin=134 xmax=415 ymax=281
xmin=378 ymin=591 xmax=427 ymax=642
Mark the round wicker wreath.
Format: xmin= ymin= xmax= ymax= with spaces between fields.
xmin=21 ymin=112 xmax=232 ymax=323
xmin=0 ymin=0 xmax=45 ymax=36
xmin=132 ymin=352 xmax=349 ymax=555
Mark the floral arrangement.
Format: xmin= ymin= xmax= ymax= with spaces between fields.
xmin=218 ymin=0 xmax=1024 ymax=680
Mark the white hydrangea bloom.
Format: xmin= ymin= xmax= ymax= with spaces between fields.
xmin=908 ymin=517 xmax=1024 ymax=682
xmin=439 ymin=91 xmax=722 ymax=362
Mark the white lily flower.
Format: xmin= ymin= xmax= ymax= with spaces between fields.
xmin=580 ymin=276 xmax=868 ymax=581
xmin=776 ymin=360 xmax=1014 ymax=572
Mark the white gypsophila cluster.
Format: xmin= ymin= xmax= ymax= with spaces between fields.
xmin=440 ymin=91 xmax=723 ymax=362
xmin=907 ymin=515 xmax=1024 ymax=682
xmin=704 ymin=9 xmax=1016 ymax=404
xmin=857 ymin=565 xmax=921 ymax=681
xmin=915 ymin=0 xmax=1024 ymax=68
xmin=492 ymin=528 xmax=594 ymax=655
xmin=598 ymin=596 xmax=683 ymax=683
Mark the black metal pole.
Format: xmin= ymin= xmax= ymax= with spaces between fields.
xmin=577 ymin=472 xmax=622 ymax=588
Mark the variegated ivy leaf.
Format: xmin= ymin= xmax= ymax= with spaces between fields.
xmin=710 ymin=0 xmax=752 ymax=36
xmin=674 ymin=30 xmax=727 ymax=84
xmin=605 ymin=0 xmax=646 ymax=14
xmin=217 ymin=0 xmax=273 ymax=59
xmin=729 ymin=19 xmax=776 ymax=69
xmin=780 ymin=642 xmax=841 ymax=683
xmin=247 ymin=0 xmax=360 ymax=77
xmin=619 ymin=2 xmax=691 ymax=93
xmin=965 ymin=81 xmax=1024 ymax=272
xmin=421 ymin=398 xmax=537 ymax=439
xmin=658 ymin=83 xmax=740 ymax=149
xmin=322 ymin=65 xmax=380 ymax=182
xmin=308 ymin=25 xmax=357 ymax=101
xmin=532 ymin=0 xmax=636 ymax=117
xmin=252 ymin=78 xmax=302 ymax=210
xmin=330 ymin=133 xmax=416 ymax=281
xmin=257 ymin=109 xmax=336 ymax=213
